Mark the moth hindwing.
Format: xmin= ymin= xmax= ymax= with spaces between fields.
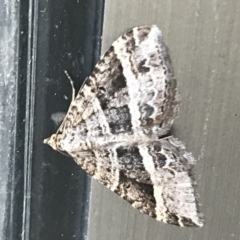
xmin=44 ymin=25 xmax=203 ymax=227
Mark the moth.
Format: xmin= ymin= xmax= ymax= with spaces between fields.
xmin=44 ymin=25 xmax=203 ymax=227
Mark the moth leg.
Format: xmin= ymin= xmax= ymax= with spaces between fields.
xmin=64 ymin=70 xmax=76 ymax=102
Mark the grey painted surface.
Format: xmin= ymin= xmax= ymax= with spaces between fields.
xmin=88 ymin=0 xmax=240 ymax=239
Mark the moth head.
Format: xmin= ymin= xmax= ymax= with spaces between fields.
xmin=44 ymin=133 xmax=72 ymax=157
xmin=44 ymin=134 xmax=58 ymax=151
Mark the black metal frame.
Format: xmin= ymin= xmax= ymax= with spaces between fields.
xmin=2 ymin=0 xmax=104 ymax=239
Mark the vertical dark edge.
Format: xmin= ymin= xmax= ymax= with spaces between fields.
xmin=79 ymin=1 xmax=105 ymax=238
xmin=30 ymin=0 xmax=105 ymax=239
xmin=1 ymin=0 xmax=105 ymax=240
xmin=22 ymin=0 xmax=39 ymax=239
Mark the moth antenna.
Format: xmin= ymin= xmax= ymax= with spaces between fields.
xmin=53 ymin=71 xmax=76 ymax=135
xmin=64 ymin=70 xmax=76 ymax=102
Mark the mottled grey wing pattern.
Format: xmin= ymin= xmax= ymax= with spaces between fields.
xmin=44 ymin=25 xmax=203 ymax=227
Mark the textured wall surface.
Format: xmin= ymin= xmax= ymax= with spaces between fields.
xmin=88 ymin=1 xmax=240 ymax=239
